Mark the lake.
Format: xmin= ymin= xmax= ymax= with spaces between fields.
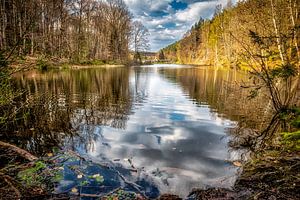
xmin=11 ymin=64 xmax=258 ymax=198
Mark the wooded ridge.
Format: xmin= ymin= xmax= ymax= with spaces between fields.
xmin=160 ymin=0 xmax=300 ymax=69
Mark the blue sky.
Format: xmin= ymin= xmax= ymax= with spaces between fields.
xmin=124 ymin=0 xmax=235 ymax=52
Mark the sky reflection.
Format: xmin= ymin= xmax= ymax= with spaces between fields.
xmin=13 ymin=65 xmax=241 ymax=197
xmin=83 ymin=66 xmax=238 ymax=196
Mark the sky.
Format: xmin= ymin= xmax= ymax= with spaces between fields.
xmin=124 ymin=0 xmax=235 ymax=52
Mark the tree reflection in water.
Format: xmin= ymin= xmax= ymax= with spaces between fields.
xmin=159 ymin=67 xmax=271 ymax=130
xmin=4 ymin=65 xmax=270 ymax=197
xmin=5 ymin=68 xmax=133 ymax=155
xmin=158 ymin=66 xmax=278 ymax=152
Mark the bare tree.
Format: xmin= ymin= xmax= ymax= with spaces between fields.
xmin=0 ymin=0 xmax=133 ymax=64
xmin=130 ymin=21 xmax=149 ymax=62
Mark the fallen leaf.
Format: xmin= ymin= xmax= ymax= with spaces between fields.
xmin=71 ymin=188 xmax=78 ymax=193
xmin=233 ymin=161 xmax=242 ymax=167
xmin=47 ymin=153 xmax=53 ymax=157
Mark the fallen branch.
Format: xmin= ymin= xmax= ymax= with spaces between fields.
xmin=114 ymin=169 xmax=148 ymax=199
xmin=72 ymin=192 xmax=102 ymax=197
xmin=0 ymin=141 xmax=37 ymax=162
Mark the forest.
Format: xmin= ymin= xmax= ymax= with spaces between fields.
xmin=0 ymin=0 xmax=149 ymax=64
xmin=161 ymin=0 xmax=300 ymax=68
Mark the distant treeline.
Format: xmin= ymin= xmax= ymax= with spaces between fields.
xmin=0 ymin=0 xmax=133 ymax=63
xmin=161 ymin=0 xmax=300 ymax=68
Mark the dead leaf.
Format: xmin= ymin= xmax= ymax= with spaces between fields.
xmin=71 ymin=188 xmax=78 ymax=193
xmin=233 ymin=161 xmax=242 ymax=167
xmin=47 ymin=153 xmax=53 ymax=157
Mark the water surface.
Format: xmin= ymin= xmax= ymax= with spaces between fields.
xmin=13 ymin=64 xmax=250 ymax=197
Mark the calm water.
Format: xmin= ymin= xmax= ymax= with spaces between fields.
xmin=12 ymin=64 xmax=253 ymax=197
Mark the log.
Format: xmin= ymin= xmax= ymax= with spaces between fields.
xmin=0 ymin=141 xmax=37 ymax=161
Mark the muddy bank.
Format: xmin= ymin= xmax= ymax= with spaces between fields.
xmin=187 ymin=149 xmax=299 ymax=200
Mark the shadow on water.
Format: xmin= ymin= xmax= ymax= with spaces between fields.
xmin=2 ymin=65 xmax=269 ymax=198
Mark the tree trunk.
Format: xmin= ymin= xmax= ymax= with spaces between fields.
xmin=270 ymin=0 xmax=285 ymax=64
xmin=289 ymin=0 xmax=300 ymax=63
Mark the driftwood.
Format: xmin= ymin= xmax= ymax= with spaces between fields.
xmin=0 ymin=141 xmax=37 ymax=161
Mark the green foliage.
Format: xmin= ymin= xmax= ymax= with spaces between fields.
xmin=60 ymin=63 xmax=71 ymax=69
xmin=0 ymin=61 xmax=20 ymax=128
xmin=0 ymin=71 xmax=13 ymax=105
xmin=249 ymin=30 xmax=264 ymax=46
xmin=270 ymin=63 xmax=298 ymax=80
xmin=277 ymin=107 xmax=300 ymax=129
xmin=0 ymin=52 xmax=24 ymax=131
xmin=18 ymin=161 xmax=47 ymax=186
xmin=281 ymin=131 xmax=300 ymax=151
xmin=79 ymin=60 xmax=105 ymax=65
xmin=282 ymin=131 xmax=300 ymax=141
xmin=36 ymin=57 xmax=50 ymax=71
xmin=247 ymin=88 xmax=260 ymax=99
xmin=290 ymin=107 xmax=300 ymax=128
xmin=88 ymin=174 xmax=104 ymax=183
xmin=0 ymin=52 xmax=8 ymax=67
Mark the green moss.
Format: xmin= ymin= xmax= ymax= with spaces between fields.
xmin=291 ymin=108 xmax=300 ymax=128
xmin=281 ymin=131 xmax=300 ymax=151
xmin=282 ymin=131 xmax=300 ymax=140
xmin=18 ymin=161 xmax=47 ymax=186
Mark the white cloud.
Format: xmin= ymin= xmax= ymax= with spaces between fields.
xmin=124 ymin=0 xmax=173 ymax=15
xmin=124 ymin=0 xmax=231 ymax=51
xmin=176 ymin=1 xmax=217 ymax=22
